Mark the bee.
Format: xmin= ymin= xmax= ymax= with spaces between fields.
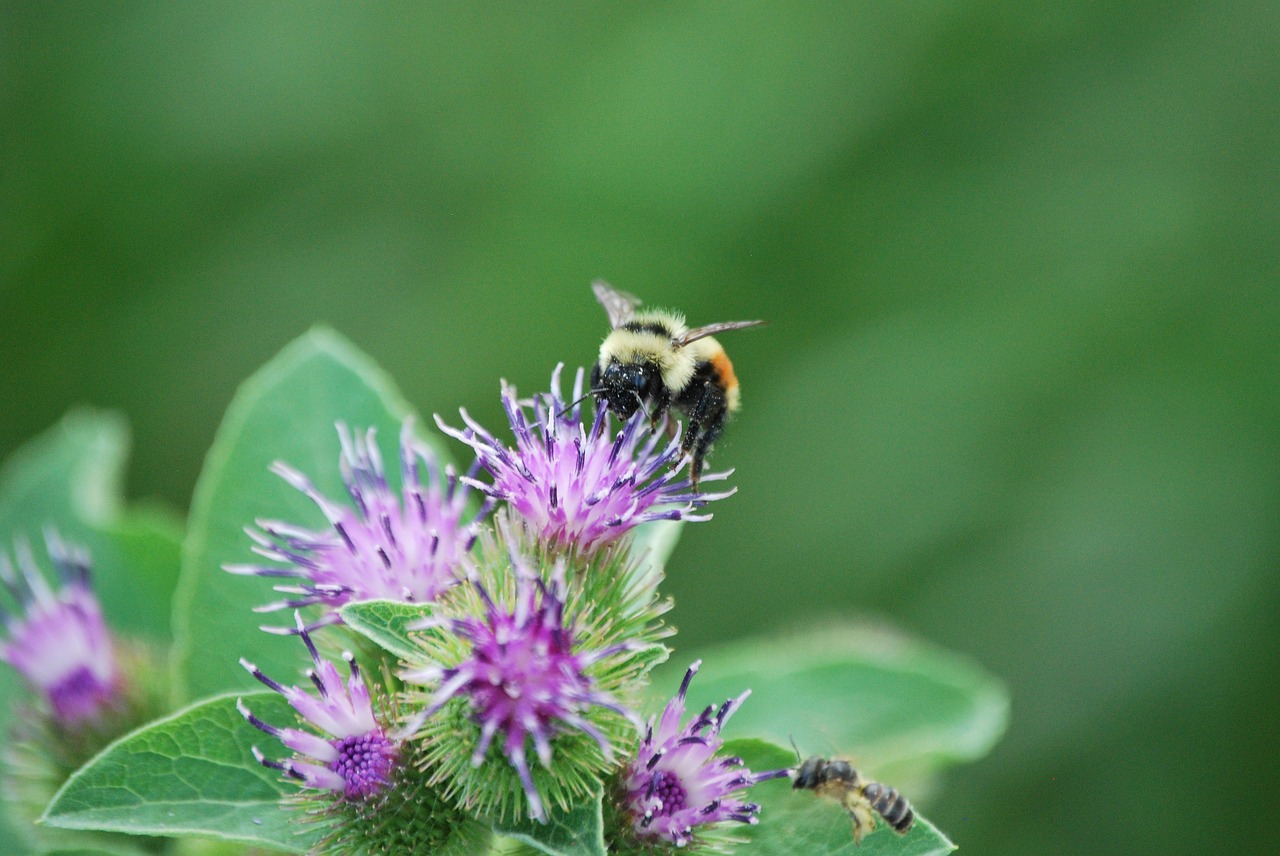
xmin=590 ymin=281 xmax=764 ymax=486
xmin=792 ymin=756 xmax=915 ymax=845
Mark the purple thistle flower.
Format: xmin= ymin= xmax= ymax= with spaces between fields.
xmin=435 ymin=364 xmax=734 ymax=555
xmin=0 ymin=533 xmax=122 ymax=727
xmin=400 ymin=562 xmax=637 ymax=822
xmin=623 ymin=661 xmax=788 ymax=847
xmin=239 ymin=613 xmax=398 ymax=801
xmin=226 ymin=420 xmax=488 ymax=627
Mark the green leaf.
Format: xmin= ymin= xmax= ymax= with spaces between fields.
xmin=626 ymin=519 xmax=682 ymax=590
xmin=491 ymin=791 xmax=606 ymax=856
xmin=169 ymin=327 xmax=443 ymax=703
xmin=661 ymin=625 xmax=1008 ymax=785
xmin=726 ymin=738 xmax=955 ymax=856
xmin=18 ymin=829 xmax=165 ymax=856
xmin=339 ymin=599 xmax=433 ymax=663
xmin=42 ymin=692 xmax=319 ymax=853
xmin=0 ymin=409 xmax=183 ymax=642
xmin=0 ymin=409 xmax=129 ymax=534
xmin=96 ymin=506 xmax=186 ymax=642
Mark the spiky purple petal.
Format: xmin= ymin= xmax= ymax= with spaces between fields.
xmin=239 ymin=614 xmax=397 ymax=800
xmin=0 ymin=533 xmax=121 ymax=726
xmin=401 ymin=561 xmax=636 ymax=821
xmin=226 ymin=420 xmax=487 ymax=625
xmin=624 ymin=661 xmax=779 ymax=846
xmin=436 ymin=365 xmax=734 ymax=554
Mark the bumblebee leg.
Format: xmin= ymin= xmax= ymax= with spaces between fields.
xmin=651 ymin=408 xmax=677 ymax=440
xmin=687 ymin=394 xmax=727 ymax=488
xmin=672 ymin=364 xmax=728 ymax=488
xmin=649 ymin=389 xmax=673 ymax=435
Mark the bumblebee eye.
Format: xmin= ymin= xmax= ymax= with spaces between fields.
xmin=629 ymin=369 xmax=649 ymax=393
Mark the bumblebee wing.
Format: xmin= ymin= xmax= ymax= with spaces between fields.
xmin=675 ymin=319 xmax=766 ymax=347
xmin=592 ymin=280 xmax=643 ymax=328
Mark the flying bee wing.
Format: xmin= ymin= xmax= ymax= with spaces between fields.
xmin=675 ymin=319 xmax=767 ymax=347
xmin=592 ymin=280 xmax=643 ymax=328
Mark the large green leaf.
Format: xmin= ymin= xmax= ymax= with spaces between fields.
xmin=0 ymin=410 xmax=183 ymax=853
xmin=727 ymin=739 xmax=955 ymax=856
xmin=658 ymin=626 xmax=1007 ymax=785
xmin=490 ymin=791 xmax=606 ymax=856
xmin=0 ymin=409 xmax=130 ymax=533
xmin=168 ymin=328 xmax=442 ymax=703
xmin=42 ymin=692 xmax=318 ymax=853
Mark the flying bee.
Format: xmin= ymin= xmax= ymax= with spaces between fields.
xmin=589 ymin=281 xmax=764 ymax=486
xmin=792 ymin=756 xmax=915 ymax=845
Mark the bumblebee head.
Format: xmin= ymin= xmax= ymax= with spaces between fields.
xmin=592 ymin=359 xmax=661 ymax=419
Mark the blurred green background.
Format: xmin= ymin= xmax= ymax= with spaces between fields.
xmin=2 ymin=3 xmax=1276 ymax=854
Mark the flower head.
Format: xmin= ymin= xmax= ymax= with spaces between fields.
xmin=240 ymin=613 xmax=399 ymax=800
xmin=227 ymin=420 xmax=487 ymax=627
xmin=436 ymin=364 xmax=734 ymax=555
xmin=623 ymin=661 xmax=786 ymax=847
xmin=401 ymin=557 xmax=638 ymax=822
xmin=0 ymin=533 xmax=121 ymax=726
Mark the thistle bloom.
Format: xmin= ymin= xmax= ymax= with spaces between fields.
xmin=624 ymin=661 xmax=787 ymax=846
xmin=436 ymin=364 xmax=734 ymax=555
xmin=239 ymin=614 xmax=398 ymax=800
xmin=401 ymin=563 xmax=637 ymax=821
xmin=227 ymin=420 xmax=487 ymax=627
xmin=0 ymin=534 xmax=121 ymax=726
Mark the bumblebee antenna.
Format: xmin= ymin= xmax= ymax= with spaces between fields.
xmin=632 ymin=391 xmax=653 ymax=423
xmin=788 ymin=734 xmax=803 ymax=766
xmin=555 ymin=389 xmax=606 ymax=419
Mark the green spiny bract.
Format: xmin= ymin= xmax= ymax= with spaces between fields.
xmin=398 ymin=515 xmax=671 ymax=823
xmin=309 ymin=742 xmax=490 ymax=856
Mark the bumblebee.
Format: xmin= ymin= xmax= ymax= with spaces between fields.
xmin=590 ymin=281 xmax=764 ymax=486
xmin=792 ymin=756 xmax=915 ymax=845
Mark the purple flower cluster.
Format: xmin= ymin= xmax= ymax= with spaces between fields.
xmin=227 ymin=421 xmax=486 ymax=627
xmin=437 ymin=365 xmax=734 ymax=555
xmin=240 ymin=614 xmax=398 ymax=800
xmin=624 ymin=661 xmax=787 ymax=847
xmin=0 ymin=534 xmax=121 ymax=727
xmin=224 ymin=353 xmax=767 ymax=843
xmin=400 ymin=561 xmax=635 ymax=821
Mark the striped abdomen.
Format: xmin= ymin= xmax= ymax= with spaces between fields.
xmin=862 ymin=781 xmax=914 ymax=834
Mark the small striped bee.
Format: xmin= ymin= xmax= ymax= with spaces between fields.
xmin=590 ymin=281 xmax=764 ymax=486
xmin=792 ymin=756 xmax=915 ymax=845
